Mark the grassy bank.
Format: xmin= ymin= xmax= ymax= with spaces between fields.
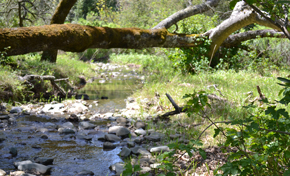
xmin=0 ymin=52 xmax=96 ymax=102
xmin=110 ymin=53 xmax=290 ymax=146
xmin=110 ymin=53 xmax=287 ymax=107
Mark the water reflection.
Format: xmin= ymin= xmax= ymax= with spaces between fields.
xmin=79 ymin=75 xmax=143 ymax=113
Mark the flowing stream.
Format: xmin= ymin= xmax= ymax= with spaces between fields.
xmin=0 ymin=63 xmax=144 ymax=175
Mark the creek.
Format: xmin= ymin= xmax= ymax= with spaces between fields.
xmin=0 ymin=63 xmax=144 ymax=176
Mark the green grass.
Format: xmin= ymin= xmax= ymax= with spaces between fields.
xmin=0 ymin=52 xmax=95 ymax=102
xmin=110 ymin=53 xmax=290 ymax=146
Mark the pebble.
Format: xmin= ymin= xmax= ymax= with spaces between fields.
xmin=104 ymin=134 xmax=121 ymax=142
xmin=116 ymin=127 xmax=130 ymax=137
xmin=0 ymin=169 xmax=6 ymax=176
xmin=103 ymin=142 xmax=117 ymax=150
xmin=149 ymin=146 xmax=170 ymax=153
xmin=110 ymin=162 xmax=125 ymax=175
xmin=134 ymin=121 xmax=146 ymax=129
xmin=10 ymin=107 xmax=22 ymax=113
xmin=34 ymin=157 xmax=54 ymax=165
xmin=9 ymin=147 xmax=17 ymax=157
xmin=76 ymin=170 xmax=95 ymax=176
xmin=135 ymin=128 xmax=147 ymax=135
xmin=119 ymin=147 xmax=131 ymax=158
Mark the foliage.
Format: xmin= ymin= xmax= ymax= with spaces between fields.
xmin=230 ymin=0 xmax=290 ymax=22
xmin=0 ymin=65 xmax=24 ymax=101
xmin=0 ymin=52 xmax=95 ymax=102
xmin=0 ymin=46 xmax=12 ymax=65
xmin=110 ymin=53 xmax=175 ymax=82
xmin=166 ymin=39 xmax=212 ymax=74
xmin=213 ymin=77 xmax=290 ymax=176
xmin=121 ymin=162 xmax=149 ymax=176
xmin=156 ymin=139 xmax=206 ymax=176
xmin=165 ymin=14 xmax=246 ymax=74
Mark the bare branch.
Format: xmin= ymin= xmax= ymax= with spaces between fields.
xmin=243 ymin=0 xmax=290 ymax=40
xmin=260 ymin=128 xmax=290 ymax=136
xmin=153 ymin=0 xmax=221 ymax=29
xmin=222 ymin=29 xmax=285 ymax=48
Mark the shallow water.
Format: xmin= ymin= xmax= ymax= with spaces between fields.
xmin=0 ymin=64 xmax=144 ymax=175
xmin=80 ymin=71 xmax=143 ymax=113
xmin=0 ymin=115 xmax=123 ymax=175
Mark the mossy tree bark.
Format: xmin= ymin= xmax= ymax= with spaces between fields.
xmin=0 ymin=24 xmax=203 ymax=55
xmin=41 ymin=0 xmax=77 ymax=62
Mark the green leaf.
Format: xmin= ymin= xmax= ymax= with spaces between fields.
xmin=230 ymin=0 xmax=239 ymax=9
xmin=283 ymin=170 xmax=290 ymax=176
xmin=276 ymin=1 xmax=290 ymax=4
xmin=133 ymin=164 xmax=142 ymax=172
xmin=278 ymin=77 xmax=290 ymax=84
xmin=214 ymin=128 xmax=221 ymax=138
xmin=284 ymin=150 xmax=290 ymax=159
xmin=140 ymin=173 xmax=150 ymax=176
xmin=122 ymin=163 xmax=133 ymax=176
xmin=189 ymin=140 xmax=203 ymax=146
xmin=199 ymin=148 xmax=207 ymax=159
xmin=248 ymin=122 xmax=259 ymax=132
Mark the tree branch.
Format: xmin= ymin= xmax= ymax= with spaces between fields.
xmin=19 ymin=75 xmax=67 ymax=97
xmin=243 ymin=0 xmax=290 ymax=40
xmin=222 ymin=29 xmax=285 ymax=48
xmin=153 ymin=0 xmax=221 ymax=29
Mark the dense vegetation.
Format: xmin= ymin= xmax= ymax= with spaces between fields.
xmin=1 ymin=0 xmax=290 ymax=175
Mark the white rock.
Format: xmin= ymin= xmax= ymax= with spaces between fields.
xmin=135 ymin=128 xmax=147 ymax=135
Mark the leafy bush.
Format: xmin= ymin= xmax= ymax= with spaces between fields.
xmin=213 ymin=77 xmax=290 ymax=176
xmin=166 ymin=39 xmax=212 ymax=74
xmin=165 ymin=14 xmax=244 ymax=74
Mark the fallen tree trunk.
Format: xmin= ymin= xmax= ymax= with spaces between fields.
xmin=0 ymin=24 xmax=203 ymax=56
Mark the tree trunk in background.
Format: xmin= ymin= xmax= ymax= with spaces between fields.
xmin=18 ymin=1 xmax=23 ymax=27
xmin=41 ymin=0 xmax=77 ymax=62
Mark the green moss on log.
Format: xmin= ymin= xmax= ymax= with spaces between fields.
xmin=0 ymin=24 xmax=203 ymax=56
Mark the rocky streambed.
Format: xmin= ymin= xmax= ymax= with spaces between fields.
xmin=0 ymin=62 xmax=170 ymax=176
xmin=0 ymin=62 xmax=230 ymax=176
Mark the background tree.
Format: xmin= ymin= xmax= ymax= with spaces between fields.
xmin=0 ymin=0 xmax=57 ymax=27
xmin=40 ymin=0 xmax=77 ymax=62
